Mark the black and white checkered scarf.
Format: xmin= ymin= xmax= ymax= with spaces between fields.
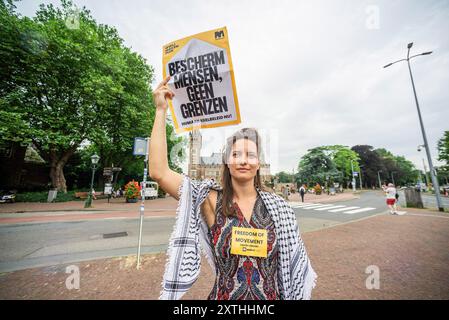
xmin=160 ymin=175 xmax=317 ymax=300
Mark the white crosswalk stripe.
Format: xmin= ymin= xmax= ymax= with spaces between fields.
xmin=291 ymin=203 xmax=320 ymax=208
xmin=303 ymin=204 xmax=336 ymax=210
xmin=295 ymin=203 xmax=328 ymax=208
xmin=342 ymin=207 xmax=376 ymax=214
xmin=290 ymin=202 xmax=378 ymax=215
xmin=291 ymin=204 xmax=309 ymax=208
xmin=292 ymin=203 xmax=324 ymax=208
xmin=327 ymin=206 xmax=360 ymax=212
xmin=314 ymin=205 xmax=346 ymax=211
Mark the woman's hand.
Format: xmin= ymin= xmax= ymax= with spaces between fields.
xmin=153 ymin=76 xmax=175 ymax=111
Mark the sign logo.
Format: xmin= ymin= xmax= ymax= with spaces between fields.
xmin=215 ymin=30 xmax=224 ymax=40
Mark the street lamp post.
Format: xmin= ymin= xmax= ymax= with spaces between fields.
xmin=377 ymin=170 xmax=382 ymax=189
xmin=384 ymin=43 xmax=443 ymax=211
xmin=84 ymin=154 xmax=100 ymax=208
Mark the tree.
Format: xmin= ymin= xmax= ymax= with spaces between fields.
xmin=275 ymin=171 xmax=294 ymax=183
xmin=297 ymin=145 xmax=359 ymax=188
xmin=374 ymin=148 xmax=419 ymax=186
xmin=393 ymin=155 xmax=419 ymax=186
xmin=374 ymin=148 xmax=397 ymax=183
xmin=351 ymin=145 xmax=384 ymax=188
xmin=297 ymin=147 xmax=342 ymax=186
xmin=437 ymin=131 xmax=449 ymax=185
xmin=0 ymin=0 xmax=158 ymax=192
xmin=318 ymin=145 xmax=360 ymax=188
xmin=437 ymin=131 xmax=449 ymax=167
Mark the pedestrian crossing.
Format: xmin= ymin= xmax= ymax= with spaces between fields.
xmin=289 ymin=202 xmax=377 ymax=215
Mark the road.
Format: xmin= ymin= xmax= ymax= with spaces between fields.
xmin=0 ymin=191 xmax=388 ymax=273
xmin=293 ymin=190 xmax=391 ymax=232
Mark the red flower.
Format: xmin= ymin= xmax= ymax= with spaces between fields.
xmin=124 ymin=180 xmax=141 ymax=199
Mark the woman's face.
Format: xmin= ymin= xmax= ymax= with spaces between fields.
xmin=227 ymin=138 xmax=260 ymax=182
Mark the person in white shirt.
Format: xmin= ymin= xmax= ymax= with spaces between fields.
xmin=385 ymin=183 xmax=397 ymax=214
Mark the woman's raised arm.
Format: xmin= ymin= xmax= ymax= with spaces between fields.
xmin=149 ymin=76 xmax=183 ymax=200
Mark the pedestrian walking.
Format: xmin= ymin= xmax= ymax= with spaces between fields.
xmin=385 ymin=183 xmax=398 ymax=215
xmin=283 ymin=185 xmax=289 ymax=201
xmin=149 ymin=76 xmax=316 ymax=300
xmin=299 ymin=184 xmax=306 ymax=202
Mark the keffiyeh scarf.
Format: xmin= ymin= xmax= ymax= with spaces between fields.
xmin=159 ymin=175 xmax=317 ymax=300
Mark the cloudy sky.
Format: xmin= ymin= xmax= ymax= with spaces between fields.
xmin=17 ymin=0 xmax=449 ymax=174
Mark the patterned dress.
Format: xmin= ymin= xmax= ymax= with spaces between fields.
xmin=207 ymin=190 xmax=280 ymax=300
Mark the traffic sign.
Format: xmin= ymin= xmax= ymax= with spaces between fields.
xmin=133 ymin=137 xmax=149 ymax=156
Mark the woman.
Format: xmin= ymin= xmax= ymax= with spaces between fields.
xmin=150 ymin=76 xmax=316 ymax=300
xmin=385 ymin=183 xmax=398 ymax=215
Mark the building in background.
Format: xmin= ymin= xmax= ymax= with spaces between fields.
xmin=188 ymin=130 xmax=271 ymax=184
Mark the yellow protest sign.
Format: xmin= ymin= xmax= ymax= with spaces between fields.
xmin=162 ymin=27 xmax=241 ymax=133
xmin=230 ymin=227 xmax=268 ymax=258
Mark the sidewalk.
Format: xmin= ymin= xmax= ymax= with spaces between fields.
xmin=0 ymin=191 xmax=357 ymax=214
xmin=0 ymin=189 xmax=360 ymax=213
xmin=0 ymin=191 xmax=359 ymax=225
xmin=1 ymin=207 xmax=448 ymax=299
xmin=0 ymin=197 xmax=179 ymax=224
xmin=0 ymin=197 xmax=179 ymax=214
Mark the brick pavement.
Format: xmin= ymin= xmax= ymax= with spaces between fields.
xmin=1 ymin=207 xmax=448 ymax=300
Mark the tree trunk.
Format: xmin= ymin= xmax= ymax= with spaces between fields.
xmin=48 ymin=145 xmax=78 ymax=193
xmin=50 ymin=161 xmax=67 ymax=193
xmin=98 ymin=174 xmax=104 ymax=190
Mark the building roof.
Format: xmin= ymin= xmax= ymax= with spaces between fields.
xmin=201 ymin=152 xmax=222 ymax=165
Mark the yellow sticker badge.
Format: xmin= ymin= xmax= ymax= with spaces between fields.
xmin=162 ymin=27 xmax=241 ymax=133
xmin=230 ymin=227 xmax=268 ymax=258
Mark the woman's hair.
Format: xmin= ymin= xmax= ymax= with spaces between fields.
xmin=220 ymin=128 xmax=264 ymax=217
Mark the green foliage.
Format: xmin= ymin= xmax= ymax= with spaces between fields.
xmin=275 ymin=171 xmax=294 ymax=183
xmin=374 ymin=149 xmax=418 ymax=186
xmin=435 ymin=131 xmax=449 ymax=185
xmin=296 ymin=147 xmax=342 ymax=185
xmin=319 ymin=145 xmax=360 ymax=186
xmin=437 ymin=131 xmax=449 ymax=167
xmin=158 ymin=187 xmax=166 ymax=198
xmin=0 ymin=0 xmax=160 ymax=192
xmin=15 ymin=190 xmax=80 ymax=202
xmin=297 ymin=144 xmax=418 ymax=188
xmin=351 ymin=145 xmax=384 ymax=187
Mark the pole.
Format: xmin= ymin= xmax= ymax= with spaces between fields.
xmin=391 ymin=172 xmax=396 ymax=186
xmin=378 ymin=171 xmax=382 ymax=189
xmin=407 ymin=55 xmax=444 ymax=211
xmin=136 ymin=138 xmax=149 ymax=269
xmin=350 ymin=160 xmax=356 ymax=192
xmin=359 ymin=169 xmax=363 ymax=190
xmin=84 ymin=165 xmax=96 ymax=208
